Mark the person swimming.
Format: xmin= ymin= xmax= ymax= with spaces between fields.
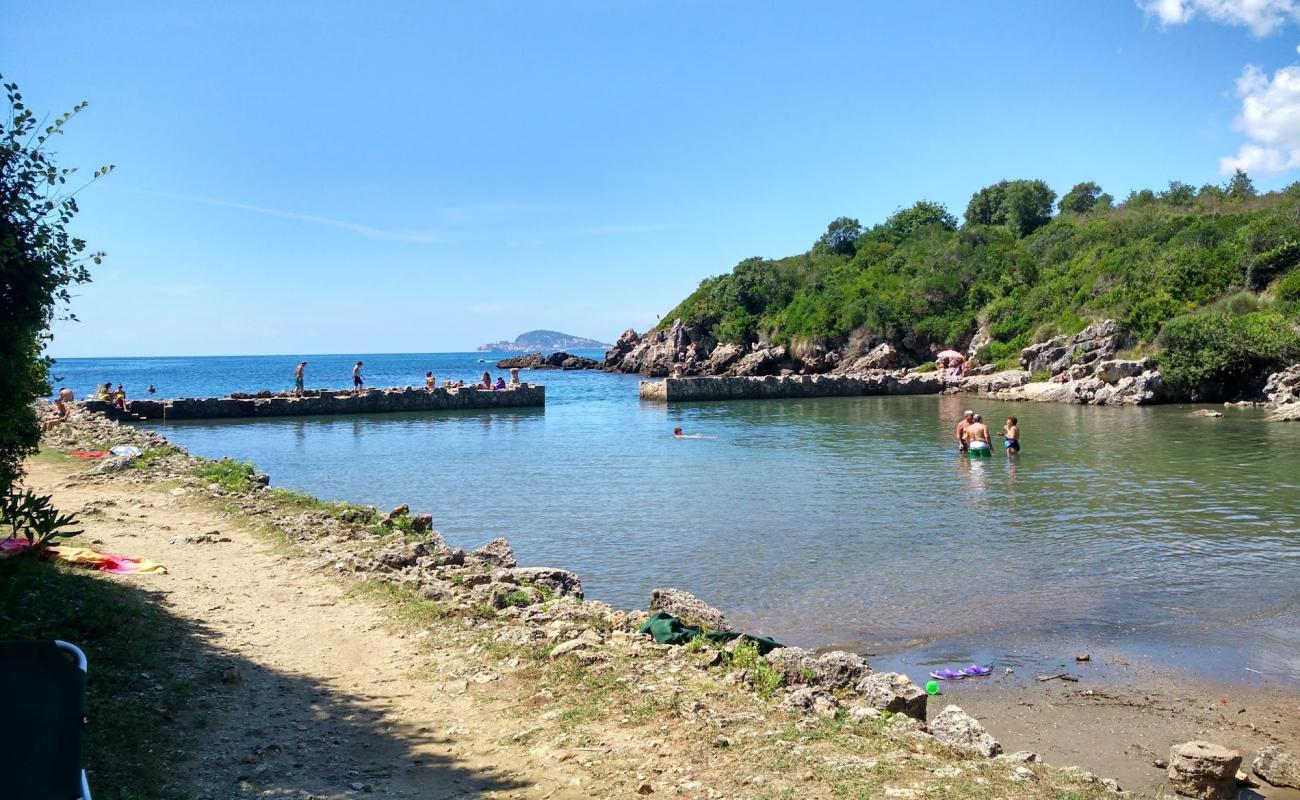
xmin=674 ymin=427 xmax=683 ymax=438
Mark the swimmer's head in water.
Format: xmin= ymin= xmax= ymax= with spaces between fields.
xmin=673 ymin=427 xmax=683 ymax=436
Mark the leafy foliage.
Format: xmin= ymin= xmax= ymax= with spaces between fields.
xmin=1158 ymin=311 xmax=1300 ymax=401
xmin=659 ymin=174 xmax=1300 ymax=397
xmin=1 ymin=488 xmax=83 ymax=548
xmin=195 ymin=459 xmax=257 ymax=492
xmin=1 ymin=76 xmax=112 ymax=491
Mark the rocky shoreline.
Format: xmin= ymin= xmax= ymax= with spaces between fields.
xmin=610 ymin=318 xmax=1300 ymax=416
xmin=30 ymin=409 xmax=1300 ymax=798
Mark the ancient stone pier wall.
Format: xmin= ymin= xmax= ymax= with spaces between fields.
xmin=80 ymin=385 xmax=545 ymax=421
xmin=638 ymin=373 xmax=943 ymax=402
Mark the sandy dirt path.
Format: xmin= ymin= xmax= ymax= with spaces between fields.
xmin=26 ymin=459 xmax=593 ymax=800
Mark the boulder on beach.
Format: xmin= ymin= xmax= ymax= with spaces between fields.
xmin=1253 ymin=746 xmax=1300 ymax=788
xmin=1167 ymin=740 xmax=1242 ymax=800
xmin=854 ymin=671 xmax=926 ymax=720
xmin=648 ymin=587 xmax=730 ymax=631
xmin=928 ymin=705 xmax=1001 ymax=757
xmin=468 ymin=537 xmax=517 ymax=569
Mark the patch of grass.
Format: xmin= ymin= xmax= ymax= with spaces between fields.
xmin=500 ymin=590 xmax=533 ymax=608
xmin=1029 ymin=369 xmax=1053 ymax=382
xmin=132 ymin=445 xmax=182 ymax=470
xmin=194 ymin=458 xmax=256 ymax=492
xmin=350 ymin=579 xmax=447 ymax=627
xmin=0 ymin=556 xmax=191 ymax=799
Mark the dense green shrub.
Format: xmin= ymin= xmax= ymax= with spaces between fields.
xmin=657 ymin=173 xmax=1300 ymax=398
xmin=1158 ymin=311 xmax=1300 ymax=401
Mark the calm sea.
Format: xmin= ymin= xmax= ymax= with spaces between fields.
xmin=50 ymin=352 xmax=1300 ymax=684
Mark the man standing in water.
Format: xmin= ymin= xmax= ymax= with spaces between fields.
xmin=352 ymin=361 xmax=364 ymax=393
xmin=294 ymin=361 xmax=307 ymax=395
xmin=955 ymin=409 xmax=974 ymax=452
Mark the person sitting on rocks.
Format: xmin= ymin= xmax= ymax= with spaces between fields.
xmin=494 ymin=376 xmax=506 ymax=390
xmin=44 ymin=397 xmax=70 ymax=431
xmin=97 ymin=382 xmax=111 ymax=400
xmin=425 ymin=371 xmax=436 ymax=390
xmin=479 ymin=371 xmax=492 ymax=389
xmin=112 ymin=384 xmax=127 ymax=411
xmin=58 ymin=386 xmax=74 ymax=402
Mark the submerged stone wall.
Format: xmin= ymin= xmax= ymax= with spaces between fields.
xmin=639 ymin=373 xmax=944 ymax=402
xmin=79 ymin=384 xmax=545 ymax=421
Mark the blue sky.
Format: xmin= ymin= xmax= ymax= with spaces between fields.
xmin=6 ymin=0 xmax=1300 ymax=356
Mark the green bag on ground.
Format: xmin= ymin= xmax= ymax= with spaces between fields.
xmin=638 ymin=610 xmax=782 ymax=655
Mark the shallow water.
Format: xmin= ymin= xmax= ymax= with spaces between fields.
xmin=52 ymin=353 xmax=1300 ymax=683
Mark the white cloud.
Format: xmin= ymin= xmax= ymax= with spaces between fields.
xmin=1221 ymin=63 xmax=1300 ymax=174
xmin=1138 ymin=0 xmax=1300 ymax=35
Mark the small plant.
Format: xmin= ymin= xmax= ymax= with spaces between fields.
xmin=1029 ymin=369 xmax=1053 ymax=382
xmin=500 ymin=590 xmax=532 ymax=608
xmin=728 ymin=639 xmax=784 ymax=699
xmin=195 ymin=459 xmax=256 ymax=492
xmin=1 ymin=488 xmax=83 ymax=549
xmin=132 ymin=445 xmax=182 ymax=469
xmin=913 ymin=361 xmax=937 ymax=373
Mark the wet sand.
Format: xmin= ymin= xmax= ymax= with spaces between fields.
xmin=924 ymin=651 xmax=1300 ymax=797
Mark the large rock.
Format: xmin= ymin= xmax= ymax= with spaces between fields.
xmin=497 ymin=351 xmax=600 ymax=370
xmin=782 ymin=687 xmax=839 ymax=717
xmin=1019 ymin=320 xmax=1128 ymax=377
xmin=510 ymin=567 xmax=583 ymax=599
xmin=928 ymin=705 xmax=1001 ymax=757
xmin=468 ymin=538 xmax=517 ymax=569
xmin=854 ymin=672 xmax=926 ymax=720
xmin=1167 ymin=740 xmax=1242 ymax=800
xmin=372 ymin=540 xmax=428 ymax=570
xmin=729 ymin=344 xmax=787 ymax=377
xmin=1264 ymin=364 xmax=1300 ymax=406
xmin=768 ymin=648 xmax=871 ymax=691
xmin=834 ymin=342 xmax=898 ymax=374
xmin=648 ymin=588 xmax=730 ymax=630
xmin=1253 ymin=746 xmax=1300 ymax=788
xmin=1094 ymin=358 xmax=1149 ymax=385
xmin=602 ymin=320 xmax=717 ymax=377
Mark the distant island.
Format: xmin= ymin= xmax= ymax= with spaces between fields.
xmin=477 ymin=329 xmax=612 ymax=352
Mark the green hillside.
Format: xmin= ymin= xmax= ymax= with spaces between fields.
xmin=660 ymin=174 xmax=1300 ymax=401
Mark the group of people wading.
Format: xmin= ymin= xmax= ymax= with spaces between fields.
xmin=955 ymin=409 xmax=1019 ymax=457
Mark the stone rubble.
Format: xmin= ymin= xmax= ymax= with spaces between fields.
xmin=1167 ymin=740 xmax=1242 ymax=800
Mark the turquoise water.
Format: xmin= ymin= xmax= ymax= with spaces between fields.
xmin=51 ymin=353 xmax=1300 ymax=683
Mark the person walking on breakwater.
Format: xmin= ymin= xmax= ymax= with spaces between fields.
xmin=999 ymin=416 xmax=1020 ymax=455
xmin=955 ymin=410 xmax=974 ymax=453
xmin=294 ymin=361 xmax=307 ymax=395
xmin=352 ymin=361 xmax=364 ymax=393
xmin=425 ymin=371 xmax=436 ymax=390
xmin=966 ymin=413 xmax=992 ymax=457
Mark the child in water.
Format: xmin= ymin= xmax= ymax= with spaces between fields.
xmin=999 ymin=416 xmax=1020 ymax=454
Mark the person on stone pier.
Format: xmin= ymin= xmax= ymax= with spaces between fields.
xmin=955 ymin=409 xmax=974 ymax=453
xmin=494 ymin=376 xmax=506 ymax=390
xmin=294 ymin=361 xmax=308 ymax=394
xmin=352 ymin=361 xmax=364 ymax=393
xmin=424 ymin=371 xmax=436 ymax=390
xmin=479 ymin=371 xmax=492 ymax=389
xmin=111 ymin=384 xmax=127 ymax=411
xmin=96 ymin=382 xmax=111 ymax=400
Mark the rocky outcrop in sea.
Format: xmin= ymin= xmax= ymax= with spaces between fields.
xmin=496 ymin=351 xmax=601 ymax=370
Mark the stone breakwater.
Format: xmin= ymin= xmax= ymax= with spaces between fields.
xmin=78 ymin=384 xmax=545 ymax=421
xmin=639 ymin=372 xmax=944 ymax=402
